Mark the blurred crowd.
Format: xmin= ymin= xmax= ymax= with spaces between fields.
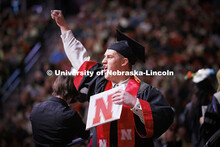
xmin=0 ymin=2 xmax=48 ymax=87
xmin=0 ymin=0 xmax=220 ymax=147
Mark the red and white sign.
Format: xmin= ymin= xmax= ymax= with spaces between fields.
xmin=86 ymin=85 xmax=124 ymax=130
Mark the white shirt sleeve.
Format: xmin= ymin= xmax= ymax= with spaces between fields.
xmin=131 ymin=99 xmax=145 ymax=124
xmin=60 ymin=30 xmax=90 ymax=70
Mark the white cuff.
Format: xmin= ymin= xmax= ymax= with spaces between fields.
xmin=131 ymin=99 xmax=144 ymax=124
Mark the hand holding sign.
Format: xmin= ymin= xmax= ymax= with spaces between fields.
xmin=112 ymin=89 xmax=137 ymax=107
xmin=86 ymin=85 xmax=125 ymax=130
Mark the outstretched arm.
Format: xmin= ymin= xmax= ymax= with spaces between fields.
xmin=51 ymin=10 xmax=90 ymax=70
xmin=51 ymin=10 xmax=69 ymax=35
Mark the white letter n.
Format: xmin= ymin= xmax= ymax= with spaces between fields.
xmin=99 ymin=139 xmax=107 ymax=147
xmin=121 ymin=129 xmax=132 ymax=140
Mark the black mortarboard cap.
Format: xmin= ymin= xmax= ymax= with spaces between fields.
xmin=107 ymin=30 xmax=145 ymax=65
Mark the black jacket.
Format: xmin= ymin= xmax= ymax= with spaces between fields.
xmin=30 ymin=96 xmax=89 ymax=147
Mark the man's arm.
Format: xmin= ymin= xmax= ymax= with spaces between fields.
xmin=112 ymin=83 xmax=174 ymax=138
xmin=51 ymin=10 xmax=69 ymax=34
xmin=51 ymin=10 xmax=90 ymax=70
xmin=139 ymin=86 xmax=174 ymax=138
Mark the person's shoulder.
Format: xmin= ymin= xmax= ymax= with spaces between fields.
xmin=78 ymin=60 xmax=103 ymax=75
xmin=80 ymin=60 xmax=101 ymax=68
xmin=32 ymin=101 xmax=43 ymax=108
xmin=30 ymin=102 xmax=45 ymax=117
xmin=32 ymin=100 xmax=50 ymax=110
xmin=139 ymin=81 xmax=150 ymax=90
xmin=139 ymin=81 xmax=161 ymax=93
xmin=138 ymin=81 xmax=164 ymax=98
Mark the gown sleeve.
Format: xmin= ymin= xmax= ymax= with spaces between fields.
xmin=135 ymin=82 xmax=174 ymax=138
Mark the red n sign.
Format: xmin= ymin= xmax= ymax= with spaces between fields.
xmin=93 ymin=93 xmax=114 ymax=125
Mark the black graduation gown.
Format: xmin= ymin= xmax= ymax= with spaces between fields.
xmin=74 ymin=61 xmax=174 ymax=147
xmin=200 ymin=92 xmax=220 ymax=146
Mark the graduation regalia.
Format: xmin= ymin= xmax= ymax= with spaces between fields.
xmin=74 ymin=61 xmax=174 ymax=147
xmin=71 ymin=30 xmax=174 ymax=147
xmin=200 ymin=92 xmax=220 ymax=146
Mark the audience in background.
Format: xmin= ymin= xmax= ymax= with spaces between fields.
xmin=0 ymin=0 xmax=219 ymax=146
xmin=0 ymin=3 xmax=48 ymax=87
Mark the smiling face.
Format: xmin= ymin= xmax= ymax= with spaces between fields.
xmin=102 ymin=50 xmax=125 ymax=82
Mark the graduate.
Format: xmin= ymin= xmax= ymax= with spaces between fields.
xmin=51 ymin=10 xmax=174 ymax=147
xmin=200 ymin=69 xmax=220 ymax=146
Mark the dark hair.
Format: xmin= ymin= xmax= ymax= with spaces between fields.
xmin=52 ymin=76 xmax=78 ymax=102
xmin=195 ymin=77 xmax=215 ymax=96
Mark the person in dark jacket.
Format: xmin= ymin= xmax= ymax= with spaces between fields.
xmin=200 ymin=69 xmax=220 ymax=146
xmin=30 ymin=75 xmax=90 ymax=147
xmin=184 ymin=69 xmax=215 ymax=147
